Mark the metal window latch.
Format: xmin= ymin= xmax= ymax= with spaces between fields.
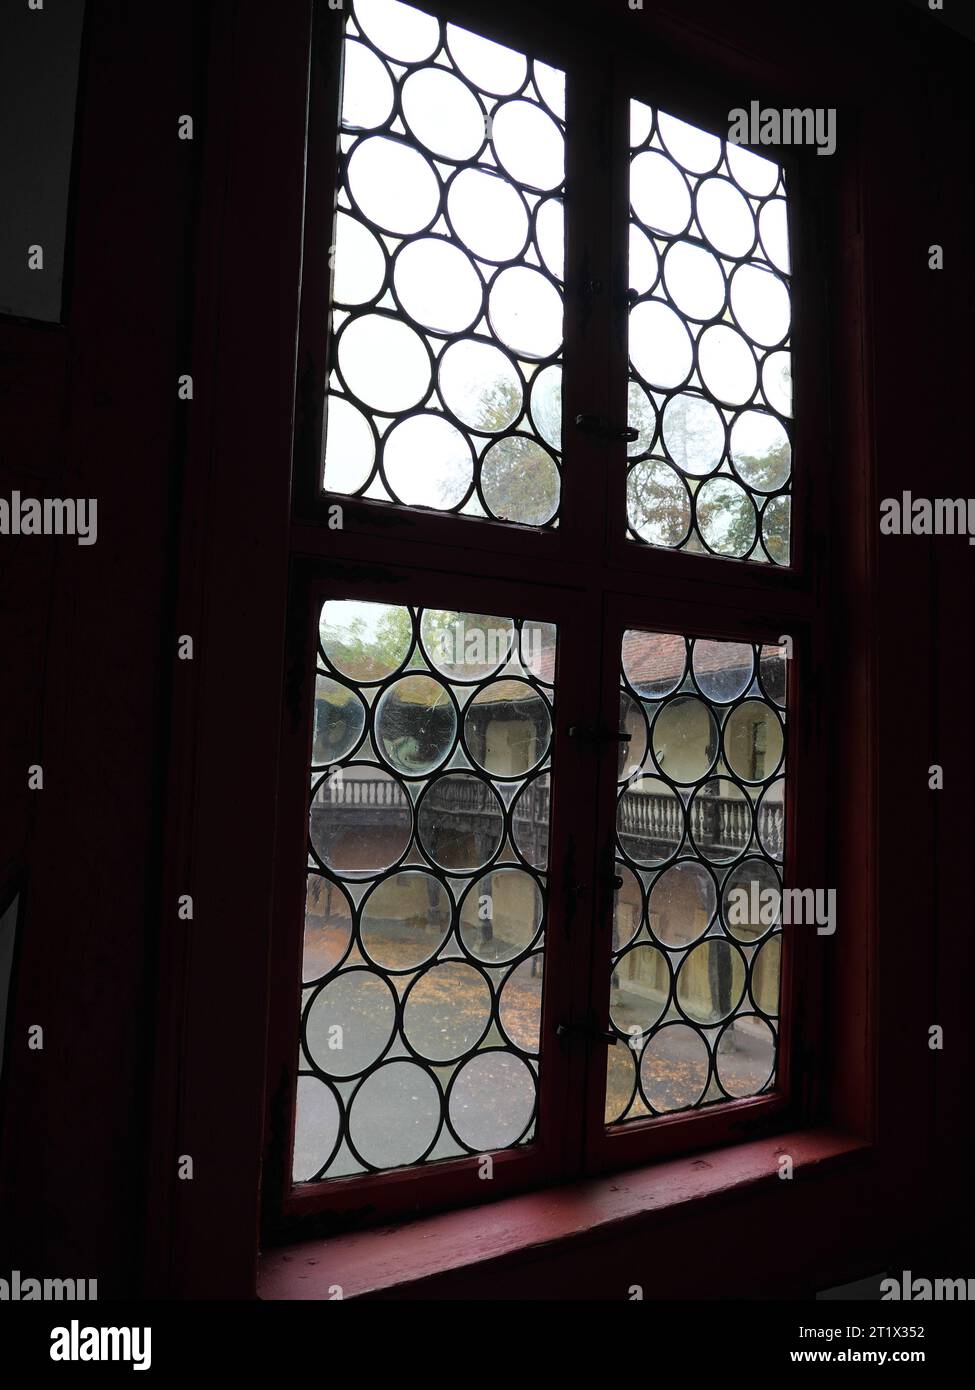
xmin=568 ymin=725 xmax=632 ymax=746
xmin=556 ymin=1018 xmax=618 ymax=1046
xmin=574 ymin=412 xmax=640 ymax=443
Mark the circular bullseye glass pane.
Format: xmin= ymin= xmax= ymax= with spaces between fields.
xmin=401 ymin=66 xmax=486 ymax=161
xmin=618 ymin=775 xmax=684 ymax=865
xmin=347 ymin=136 xmax=440 ymax=234
xmin=464 ymin=678 xmax=551 ymax=776
xmin=641 ymin=1023 xmax=710 ymax=1111
xmin=310 ymin=767 xmax=413 ymax=876
xmin=320 ymin=599 xmax=412 ymax=681
xmin=610 ymin=944 xmax=669 ymax=1034
xmin=662 ymin=392 xmax=725 ymax=475
xmin=530 ymin=364 xmax=562 ymax=449
xmin=696 ymin=476 xmax=758 ymax=557
xmin=533 ymin=60 xmax=565 ymax=119
xmin=303 ymin=875 xmax=353 ymax=982
xmin=630 ymin=300 xmax=693 ymax=388
xmin=715 ymin=1014 xmax=776 ymax=1097
xmin=629 ymin=458 xmax=691 ymax=545
xmin=676 ymin=938 xmax=745 ymax=1024
xmin=724 ymin=699 xmax=784 ymax=782
xmin=730 ymin=264 xmax=791 ymax=346
xmin=606 ymin=1043 xmax=637 ymax=1123
xmin=762 ymin=350 xmax=793 ymax=416
xmin=323 ymin=394 xmax=375 ymax=494
xmin=338 ymin=314 xmax=431 ymax=413
xmin=730 ymin=410 xmax=791 ymax=492
xmin=762 ymin=495 xmax=791 ymax=564
xmin=448 ymin=1052 xmax=535 ymax=1150
xmin=374 ymin=674 xmax=456 ymax=775
xmin=446 ymin=24 xmax=528 ymax=95
xmin=313 ymin=676 xmax=366 ymax=764
xmin=383 ymin=413 xmax=473 ymax=509
xmin=648 ymin=860 xmax=716 ymax=947
xmin=657 ymin=111 xmax=722 ymax=173
xmin=759 ymin=197 xmax=791 ymax=272
xmin=332 ymin=212 xmax=386 ymax=306
xmin=696 ymin=177 xmax=755 ymax=257
xmin=512 ymin=772 xmax=550 ymax=869
xmin=393 ymin=237 xmax=482 ymax=333
xmin=348 ymin=1061 xmax=442 ymax=1169
xmin=759 ymin=644 xmax=788 ymax=706
xmin=489 ymin=266 xmax=563 ymax=359
xmin=498 ymin=955 xmax=543 ymax=1052
xmin=459 ymin=868 xmax=543 ymax=963
xmin=447 ymin=168 xmax=529 ymax=262
xmin=360 ymin=870 xmax=452 ymax=970
xmin=292 ymin=1076 xmax=341 ymax=1180
xmin=688 ymin=778 xmax=752 ymax=863
xmin=692 ymin=639 xmax=754 ymax=703
xmin=630 ymin=151 xmax=691 ymax=234
xmin=481 ymin=437 xmax=560 ymax=525
xmin=630 ymin=99 xmax=653 ymax=147
xmin=420 ymin=610 xmax=514 ymax=681
xmin=341 ymin=40 xmax=394 ymax=129
xmin=750 ymin=937 xmax=782 ymax=1016
xmin=438 ymin=340 xmax=522 ymax=432
xmin=726 ymin=143 xmax=779 ymax=197
xmin=622 ymin=628 xmax=686 ymax=697
xmin=417 ymin=773 xmax=504 ymax=871
xmin=650 ymin=695 xmax=718 ymax=782
xmin=756 ymin=778 xmax=786 ymax=859
xmin=535 ymin=196 xmax=565 ymax=280
xmin=627 ymin=381 xmax=657 ymax=456
xmin=613 ymin=863 xmax=643 ymax=951
xmin=619 ymin=691 xmax=648 ymax=782
xmin=492 ymin=99 xmax=564 ymax=190
xmin=306 ymin=969 xmax=396 ymax=1076
xmin=697 ymin=324 xmax=758 ymax=406
xmin=354 ymin=0 xmax=441 ymax=63
xmin=663 ymin=241 xmax=725 ymax=320
xmin=629 ymin=224 xmax=659 ymax=295
xmin=722 ymin=857 xmax=782 ymax=941
xmin=404 ymin=961 xmax=492 ymax=1061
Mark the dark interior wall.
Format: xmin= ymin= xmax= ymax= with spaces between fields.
xmin=0 ymin=0 xmax=972 ymax=1297
xmin=0 ymin=0 xmax=202 ymax=1289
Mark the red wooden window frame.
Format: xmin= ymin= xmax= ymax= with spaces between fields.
xmin=145 ymin=0 xmax=880 ymax=1299
xmin=256 ymin=0 xmax=833 ymax=1237
xmin=265 ymin=563 xmax=602 ymax=1230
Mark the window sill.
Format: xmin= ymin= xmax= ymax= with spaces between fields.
xmin=257 ymin=1128 xmax=870 ymax=1300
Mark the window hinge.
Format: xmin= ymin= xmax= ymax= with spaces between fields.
xmin=556 ymin=1017 xmax=618 ymax=1046
xmin=574 ymin=412 xmax=639 ymax=443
